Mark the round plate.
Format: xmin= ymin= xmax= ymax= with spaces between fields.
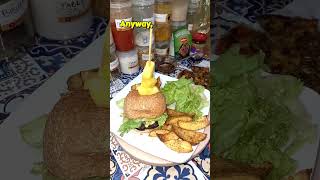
xmin=115 ymin=116 xmax=210 ymax=166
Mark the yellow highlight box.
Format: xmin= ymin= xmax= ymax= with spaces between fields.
xmin=119 ymin=21 xmax=153 ymax=29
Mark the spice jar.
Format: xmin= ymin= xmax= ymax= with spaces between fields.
xmin=171 ymin=0 xmax=189 ymax=22
xmin=190 ymin=32 xmax=207 ymax=60
xmin=111 ymin=0 xmax=134 ymax=51
xmin=155 ymin=41 xmax=169 ymax=58
xmin=117 ymin=48 xmax=139 ymax=74
xmin=0 ymin=0 xmax=34 ymax=60
xmin=137 ymin=45 xmax=154 ymax=68
xmin=154 ymin=0 xmax=171 ymax=42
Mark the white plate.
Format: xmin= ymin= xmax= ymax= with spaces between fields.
xmin=110 ymin=73 xmax=210 ymax=164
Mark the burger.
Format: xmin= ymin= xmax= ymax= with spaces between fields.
xmin=118 ymin=85 xmax=168 ymax=135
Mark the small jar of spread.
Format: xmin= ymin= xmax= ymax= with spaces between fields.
xmin=137 ymin=45 xmax=154 ymax=68
xmin=190 ymin=32 xmax=207 ymax=60
xmin=155 ymin=56 xmax=176 ymax=74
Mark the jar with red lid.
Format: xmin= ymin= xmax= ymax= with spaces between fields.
xmin=190 ymin=32 xmax=207 ymax=60
xmin=110 ymin=0 xmax=135 ymax=51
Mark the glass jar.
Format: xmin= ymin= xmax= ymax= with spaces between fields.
xmin=154 ymin=0 xmax=171 ymax=42
xmin=137 ymin=45 xmax=154 ymax=68
xmin=0 ymin=0 xmax=34 ymax=60
xmin=155 ymin=41 xmax=169 ymax=58
xmin=132 ymin=0 xmax=154 ymax=47
xmin=190 ymin=32 xmax=207 ymax=60
xmin=171 ymin=0 xmax=189 ymax=22
xmin=110 ymin=0 xmax=134 ymax=51
xmin=117 ymin=48 xmax=139 ymax=74
xmin=110 ymin=41 xmax=121 ymax=80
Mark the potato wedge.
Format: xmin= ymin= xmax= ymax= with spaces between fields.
xmin=149 ymin=129 xmax=170 ymax=137
xmin=178 ymin=116 xmax=209 ymax=130
xmin=67 ymin=73 xmax=83 ymax=91
xmin=172 ymin=125 xmax=207 ymax=145
xmin=157 ymin=132 xmax=179 ymax=142
xmin=165 ymin=116 xmax=193 ymax=126
xmin=156 ymin=77 xmax=161 ymax=89
xmin=167 ymin=109 xmax=195 ymax=117
xmin=162 ymin=124 xmax=172 ymax=131
xmin=164 ymin=139 xmax=193 ymax=153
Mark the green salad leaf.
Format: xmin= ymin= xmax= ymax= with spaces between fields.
xmin=212 ymin=45 xmax=318 ymax=180
xmin=162 ymin=78 xmax=208 ymax=118
xmin=20 ymin=114 xmax=48 ymax=150
xmin=118 ymin=113 xmax=168 ymax=136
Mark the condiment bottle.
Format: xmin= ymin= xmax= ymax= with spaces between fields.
xmin=187 ymin=0 xmax=199 ymax=32
xmin=110 ymin=31 xmax=120 ymax=79
xmin=110 ymin=0 xmax=134 ymax=51
xmin=132 ymin=0 xmax=154 ymax=47
xmin=154 ymin=0 xmax=171 ymax=42
xmin=0 ymin=0 xmax=34 ymax=60
xmin=171 ymin=0 xmax=189 ymax=22
xmin=30 ymin=0 xmax=92 ymax=40
xmin=117 ymin=48 xmax=139 ymax=74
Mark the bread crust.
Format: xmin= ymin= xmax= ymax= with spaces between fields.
xmin=43 ymin=90 xmax=108 ymax=180
xmin=124 ymin=90 xmax=167 ymax=119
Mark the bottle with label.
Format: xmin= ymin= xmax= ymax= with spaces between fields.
xmin=186 ymin=3 xmax=199 ymax=32
xmin=154 ymin=0 xmax=171 ymax=42
xmin=0 ymin=0 xmax=34 ymax=60
xmin=110 ymin=0 xmax=134 ymax=51
xmin=30 ymin=0 xmax=92 ymax=40
xmin=117 ymin=48 xmax=139 ymax=74
xmin=171 ymin=0 xmax=188 ymax=22
xmin=110 ymin=42 xmax=121 ymax=79
xmin=132 ymin=0 xmax=154 ymax=47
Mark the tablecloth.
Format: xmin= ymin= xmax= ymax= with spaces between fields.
xmin=0 ymin=17 xmax=107 ymax=124
xmin=110 ymin=58 xmax=210 ymax=180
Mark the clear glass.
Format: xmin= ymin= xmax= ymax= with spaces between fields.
xmin=154 ymin=0 xmax=171 ymax=42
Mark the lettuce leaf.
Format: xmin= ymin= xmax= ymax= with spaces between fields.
xmin=118 ymin=113 xmax=168 ymax=136
xmin=212 ymin=45 xmax=317 ymax=180
xmin=162 ymin=78 xmax=208 ymax=118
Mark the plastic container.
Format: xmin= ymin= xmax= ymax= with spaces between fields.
xmin=111 ymin=0 xmax=134 ymax=51
xmin=30 ymin=0 xmax=92 ymax=40
xmin=190 ymin=32 xmax=207 ymax=60
xmin=171 ymin=0 xmax=189 ymax=22
xmin=132 ymin=0 xmax=155 ymax=47
xmin=117 ymin=49 xmax=139 ymax=74
xmin=154 ymin=0 xmax=171 ymax=42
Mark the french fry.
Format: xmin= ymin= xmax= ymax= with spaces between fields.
xmin=157 ymin=132 xmax=179 ymax=142
xmin=167 ymin=109 xmax=195 ymax=117
xmin=165 ymin=116 xmax=193 ymax=126
xmin=149 ymin=129 xmax=170 ymax=137
xmin=172 ymin=125 xmax=207 ymax=145
xmin=178 ymin=116 xmax=209 ymax=131
xmin=163 ymin=139 xmax=193 ymax=153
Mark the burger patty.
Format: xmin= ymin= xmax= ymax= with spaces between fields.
xmin=124 ymin=90 xmax=167 ymax=119
xmin=136 ymin=121 xmax=159 ymax=131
